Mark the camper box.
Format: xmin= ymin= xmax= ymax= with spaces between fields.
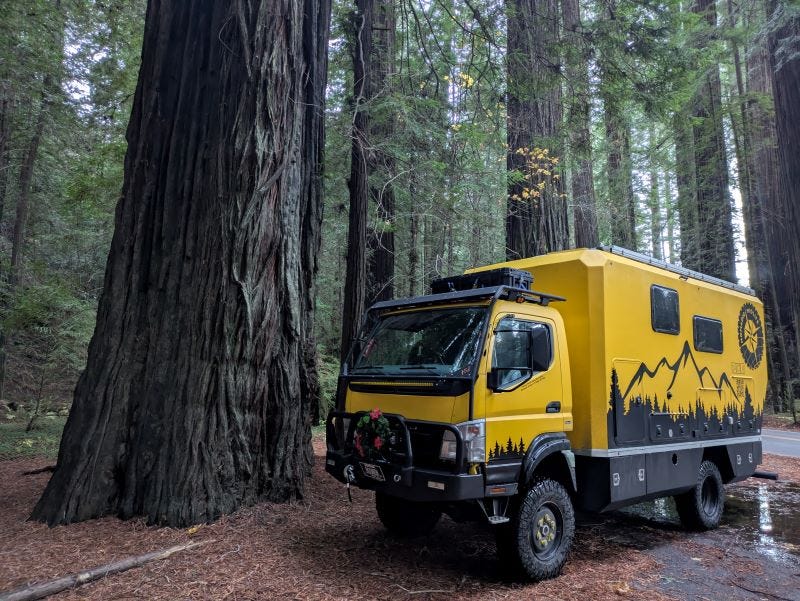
xmin=466 ymin=246 xmax=766 ymax=511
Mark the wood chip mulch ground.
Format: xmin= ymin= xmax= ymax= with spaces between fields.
xmin=1 ymin=442 xmax=797 ymax=601
xmin=762 ymin=414 xmax=800 ymax=431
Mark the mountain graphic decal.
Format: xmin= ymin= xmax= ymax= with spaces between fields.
xmin=620 ymin=341 xmax=739 ymax=407
xmin=606 ymin=341 xmax=761 ymax=448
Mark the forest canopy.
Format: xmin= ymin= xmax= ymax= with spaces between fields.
xmin=0 ymin=0 xmax=798 ymax=465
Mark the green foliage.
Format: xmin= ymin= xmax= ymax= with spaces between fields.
xmin=0 ymin=414 xmax=66 ymax=460
xmin=317 ymin=351 xmax=341 ymax=420
xmin=0 ymin=0 xmax=145 ymax=408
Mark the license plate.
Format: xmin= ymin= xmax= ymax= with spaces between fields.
xmin=360 ymin=462 xmax=385 ymax=482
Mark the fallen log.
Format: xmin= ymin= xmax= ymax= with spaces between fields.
xmin=20 ymin=466 xmax=55 ymax=476
xmin=0 ymin=539 xmax=213 ymax=601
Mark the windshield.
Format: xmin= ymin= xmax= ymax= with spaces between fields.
xmin=352 ymin=307 xmax=487 ymax=376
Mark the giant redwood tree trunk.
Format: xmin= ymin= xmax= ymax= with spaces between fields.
xmin=32 ymin=0 xmax=330 ymax=526
xmin=506 ymin=0 xmax=568 ymax=260
xmin=366 ymin=0 xmax=396 ymax=305
xmin=340 ymin=0 xmax=372 ymax=363
xmin=561 ymin=0 xmax=598 ymax=248
xmin=769 ymin=3 xmax=800 ymax=420
xmin=689 ymin=0 xmax=736 ymax=282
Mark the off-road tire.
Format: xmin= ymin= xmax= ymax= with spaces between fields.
xmin=375 ymin=492 xmax=441 ymax=537
xmin=674 ymin=460 xmax=724 ymax=530
xmin=496 ymin=479 xmax=575 ymax=581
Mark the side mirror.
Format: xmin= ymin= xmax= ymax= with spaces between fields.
xmin=486 ymin=370 xmax=500 ymax=391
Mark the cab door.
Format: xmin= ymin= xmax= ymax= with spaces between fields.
xmin=484 ymin=313 xmax=567 ymax=462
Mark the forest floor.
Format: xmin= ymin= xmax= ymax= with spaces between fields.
xmin=763 ymin=412 xmax=800 ymax=431
xmin=1 ymin=438 xmax=799 ymax=601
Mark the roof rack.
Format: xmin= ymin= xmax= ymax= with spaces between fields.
xmin=599 ymin=246 xmax=755 ymax=296
xmin=369 ymin=285 xmax=565 ymax=313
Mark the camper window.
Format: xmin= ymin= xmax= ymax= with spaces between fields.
xmin=693 ymin=315 xmax=723 ymax=353
xmin=651 ymin=285 xmax=679 ymax=334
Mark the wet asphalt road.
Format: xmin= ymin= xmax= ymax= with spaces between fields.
xmin=763 ymin=427 xmax=800 ymax=458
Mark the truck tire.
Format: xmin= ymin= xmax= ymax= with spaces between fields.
xmin=375 ymin=492 xmax=441 ymax=537
xmin=674 ymin=460 xmax=724 ymax=530
xmin=496 ymin=479 xmax=575 ymax=581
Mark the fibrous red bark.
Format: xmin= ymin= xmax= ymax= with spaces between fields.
xmin=32 ymin=0 xmax=330 ymax=526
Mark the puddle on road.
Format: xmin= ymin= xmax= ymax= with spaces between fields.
xmin=725 ymin=481 xmax=800 ymax=564
xmin=617 ymin=481 xmax=800 ymax=564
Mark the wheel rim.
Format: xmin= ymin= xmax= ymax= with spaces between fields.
xmin=530 ymin=503 xmax=563 ymax=559
xmin=700 ymin=476 xmax=719 ymax=515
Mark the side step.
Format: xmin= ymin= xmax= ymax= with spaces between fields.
xmin=487 ymin=515 xmax=510 ymax=525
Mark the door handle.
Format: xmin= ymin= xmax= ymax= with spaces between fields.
xmin=546 ymin=401 xmax=561 ymax=413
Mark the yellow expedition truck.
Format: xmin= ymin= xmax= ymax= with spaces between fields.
xmin=326 ymin=246 xmax=766 ymax=580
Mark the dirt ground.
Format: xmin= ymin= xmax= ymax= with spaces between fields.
xmin=763 ymin=413 xmax=800 ymax=432
xmin=0 ymin=442 xmax=798 ymax=601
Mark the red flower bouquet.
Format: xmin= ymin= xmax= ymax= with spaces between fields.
xmin=354 ymin=408 xmax=392 ymax=460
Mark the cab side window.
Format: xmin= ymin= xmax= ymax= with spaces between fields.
xmin=491 ymin=318 xmax=552 ymax=390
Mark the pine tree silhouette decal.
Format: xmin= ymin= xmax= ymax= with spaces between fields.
xmin=519 ymin=438 xmax=526 ymax=455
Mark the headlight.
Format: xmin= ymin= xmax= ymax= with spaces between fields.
xmin=439 ymin=430 xmax=458 ymax=460
xmin=439 ymin=420 xmax=485 ymax=463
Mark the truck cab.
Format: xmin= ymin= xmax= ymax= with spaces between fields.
xmin=326 ymin=270 xmax=578 ymax=580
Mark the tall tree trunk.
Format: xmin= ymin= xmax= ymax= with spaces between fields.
xmin=603 ymin=89 xmax=636 ymax=250
xmin=741 ymin=2 xmax=793 ymax=413
xmin=674 ymin=111 xmax=698 ymax=266
xmin=340 ymin=0 xmax=372 ymax=362
xmin=366 ymin=0 xmax=396 ymax=304
xmin=506 ymin=0 xmax=568 ymax=259
xmin=407 ymin=195 xmax=419 ymax=297
xmin=9 ymin=81 xmax=49 ymax=284
xmin=0 ymin=82 xmax=10 ymax=227
xmin=689 ymin=0 xmax=736 ymax=281
xmin=562 ymin=0 xmax=598 ymax=248
xmin=32 ymin=0 xmax=330 ymax=526
xmin=726 ymin=0 xmax=757 ymax=283
xmin=664 ymin=170 xmax=676 ymax=263
xmin=769 ymin=2 xmax=800 ymax=422
xmin=648 ymin=127 xmax=662 ymax=260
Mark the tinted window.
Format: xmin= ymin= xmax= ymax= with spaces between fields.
xmin=693 ymin=315 xmax=723 ymax=353
xmin=352 ymin=307 xmax=486 ymax=376
xmin=492 ymin=318 xmax=552 ymax=389
xmin=651 ymin=285 xmax=679 ymax=334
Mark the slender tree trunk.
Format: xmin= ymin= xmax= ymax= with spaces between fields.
xmin=648 ymin=127 xmax=662 ymax=260
xmin=10 ymin=80 xmax=49 ymax=284
xmin=726 ymin=0 xmax=758 ymax=283
xmin=689 ymin=0 xmax=736 ymax=281
xmin=407 ymin=196 xmax=419 ymax=297
xmin=506 ymin=0 xmax=568 ymax=259
xmin=366 ymin=0 xmax=396 ymax=304
xmin=32 ymin=0 xmax=331 ymax=526
xmin=562 ymin=0 xmax=598 ymax=248
xmin=0 ymin=82 xmax=10 ymax=227
xmin=340 ymin=0 xmax=372 ymax=362
xmin=674 ymin=111 xmax=697 ymax=266
xmin=665 ymin=170 xmax=676 ymax=263
xmin=769 ymin=3 xmax=800 ymax=421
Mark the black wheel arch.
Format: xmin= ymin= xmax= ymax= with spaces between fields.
xmin=521 ymin=433 xmax=576 ymax=494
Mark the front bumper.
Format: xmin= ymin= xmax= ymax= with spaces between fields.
xmin=325 ymin=411 xmax=485 ymax=502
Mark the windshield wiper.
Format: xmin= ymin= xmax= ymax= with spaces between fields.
xmin=351 ymin=366 xmax=387 ymax=373
xmin=398 ymin=364 xmax=441 ymax=373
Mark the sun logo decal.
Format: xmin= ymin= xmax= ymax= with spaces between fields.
xmin=737 ymin=303 xmax=764 ymax=369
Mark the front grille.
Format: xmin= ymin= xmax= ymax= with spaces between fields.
xmin=407 ymin=422 xmax=454 ymax=471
